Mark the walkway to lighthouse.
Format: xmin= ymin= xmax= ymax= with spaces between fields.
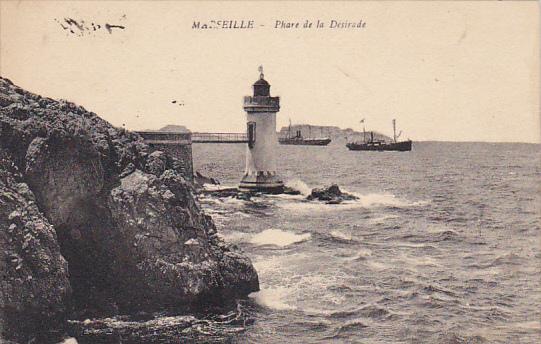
xmin=191 ymin=132 xmax=248 ymax=143
xmin=135 ymin=130 xmax=249 ymax=181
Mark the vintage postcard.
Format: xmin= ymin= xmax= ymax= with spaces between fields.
xmin=0 ymin=1 xmax=539 ymax=343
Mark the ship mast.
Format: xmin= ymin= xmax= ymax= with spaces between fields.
xmin=288 ymin=118 xmax=292 ymax=139
xmin=393 ymin=119 xmax=397 ymax=143
xmin=363 ymin=125 xmax=366 ymax=143
xmin=361 ymin=118 xmax=366 ymax=143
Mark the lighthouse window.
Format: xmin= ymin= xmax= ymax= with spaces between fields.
xmin=247 ymin=122 xmax=256 ymax=148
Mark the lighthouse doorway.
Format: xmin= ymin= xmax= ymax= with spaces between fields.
xmin=247 ymin=122 xmax=256 ymax=149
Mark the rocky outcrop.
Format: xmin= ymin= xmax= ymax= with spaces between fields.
xmin=307 ymin=184 xmax=358 ymax=204
xmin=0 ymin=151 xmax=70 ymax=343
xmin=0 ymin=77 xmax=258 ymax=341
xmin=67 ymin=309 xmax=249 ymax=344
xmin=194 ymin=171 xmax=220 ymax=188
xmin=107 ymin=170 xmax=257 ymax=311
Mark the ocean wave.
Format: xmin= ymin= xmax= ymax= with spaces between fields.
xmin=277 ymin=192 xmax=429 ymax=213
xmin=490 ymin=252 xmax=523 ymax=266
xmin=252 ymin=253 xmax=306 ymax=275
xmin=250 ymin=228 xmax=311 ymax=247
xmin=285 ymin=178 xmax=312 ymax=196
xmin=511 ymin=321 xmax=541 ymax=330
xmin=60 ymin=338 xmax=78 ymax=344
xmin=319 ymin=318 xmax=371 ymax=341
xmin=367 ymin=240 xmax=435 ymax=249
xmin=327 ymin=318 xmax=369 ymax=339
xmin=431 ymin=229 xmax=461 ymax=242
xmin=328 ymin=305 xmax=390 ymax=320
xmin=422 ymin=284 xmax=457 ymax=297
xmin=277 ymin=200 xmax=357 ymax=212
xmin=220 ymin=228 xmax=312 ymax=248
xmin=329 ymin=230 xmax=353 ymax=242
xmin=348 ymin=248 xmax=373 ymax=261
xmin=252 ymin=254 xmax=356 ymax=314
xmin=202 ymin=183 xmax=237 ymax=191
xmin=433 ymin=332 xmax=488 ymax=344
xmin=200 ymin=195 xmax=246 ymax=207
xmin=353 ymin=192 xmax=429 ymax=208
xmin=68 ymin=310 xmax=250 ymax=343
xmin=365 ymin=260 xmax=389 ymax=271
xmin=397 ymin=229 xmax=461 ymax=244
xmin=218 ymin=230 xmax=251 ymax=243
xmin=398 ymin=255 xmax=442 ymax=268
xmin=249 ymin=287 xmax=296 ymax=311
xmin=467 ymin=252 xmax=525 ymax=270
xmin=368 ymin=214 xmax=400 ymax=224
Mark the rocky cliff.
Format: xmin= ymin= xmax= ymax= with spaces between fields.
xmin=0 ymin=150 xmax=70 ymax=343
xmin=0 ymin=77 xmax=258 ymax=343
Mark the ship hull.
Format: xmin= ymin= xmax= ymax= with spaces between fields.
xmin=279 ymin=138 xmax=331 ymax=146
xmin=346 ymin=140 xmax=412 ymax=151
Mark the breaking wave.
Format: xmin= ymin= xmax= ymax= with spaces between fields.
xmin=250 ymin=228 xmax=311 ymax=247
xmin=249 ymin=287 xmax=296 ymax=311
xmin=220 ymin=228 xmax=311 ymax=248
xmin=285 ymin=178 xmax=312 ymax=196
xmin=353 ymin=192 xmax=429 ymax=208
xmin=329 ymin=230 xmax=353 ymax=242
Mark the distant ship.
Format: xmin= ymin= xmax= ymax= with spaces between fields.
xmin=279 ymin=121 xmax=331 ymax=146
xmin=346 ymin=119 xmax=412 ymax=151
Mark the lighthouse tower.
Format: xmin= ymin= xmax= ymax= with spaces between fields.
xmin=239 ymin=66 xmax=284 ymax=193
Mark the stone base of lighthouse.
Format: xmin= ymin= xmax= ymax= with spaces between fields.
xmin=239 ymin=171 xmax=284 ymax=194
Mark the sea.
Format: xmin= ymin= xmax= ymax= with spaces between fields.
xmin=72 ymin=141 xmax=540 ymax=344
xmin=192 ymin=141 xmax=541 ymax=344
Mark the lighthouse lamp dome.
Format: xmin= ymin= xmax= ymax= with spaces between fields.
xmin=253 ymin=77 xmax=270 ymax=97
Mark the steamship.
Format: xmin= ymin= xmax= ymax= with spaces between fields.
xmin=346 ymin=119 xmax=412 ymax=151
xmin=279 ymin=121 xmax=332 ymax=146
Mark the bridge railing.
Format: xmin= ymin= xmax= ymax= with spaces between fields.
xmin=192 ymin=132 xmax=247 ymax=143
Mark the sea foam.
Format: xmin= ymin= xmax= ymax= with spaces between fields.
xmin=285 ymin=179 xmax=312 ymax=196
xmin=355 ymin=192 xmax=428 ymax=208
xmin=249 ymin=287 xmax=296 ymax=311
xmin=250 ymin=228 xmax=311 ymax=247
xmin=277 ymin=191 xmax=428 ymax=213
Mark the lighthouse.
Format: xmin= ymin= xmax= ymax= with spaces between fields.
xmin=239 ymin=66 xmax=284 ymax=193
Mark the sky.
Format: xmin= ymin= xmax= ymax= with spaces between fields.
xmin=1 ymin=1 xmax=539 ymax=143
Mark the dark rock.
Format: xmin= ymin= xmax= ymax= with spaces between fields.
xmin=194 ymin=171 xmax=220 ymax=188
xmin=199 ymin=187 xmax=240 ymax=198
xmin=199 ymin=188 xmax=258 ymax=202
xmin=25 ymin=134 xmax=105 ymax=228
xmin=144 ymin=150 xmax=167 ymax=176
xmin=283 ymin=186 xmax=301 ymax=195
xmin=0 ymin=150 xmax=71 ymax=343
xmin=67 ymin=308 xmax=249 ymax=344
xmin=0 ymin=77 xmax=258 ymax=340
xmin=307 ymin=184 xmax=358 ymax=204
xmin=107 ymin=170 xmax=258 ymax=311
xmin=235 ymin=192 xmax=252 ymax=201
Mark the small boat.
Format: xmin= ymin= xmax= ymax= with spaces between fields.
xmin=279 ymin=121 xmax=331 ymax=146
xmin=346 ymin=119 xmax=412 ymax=151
